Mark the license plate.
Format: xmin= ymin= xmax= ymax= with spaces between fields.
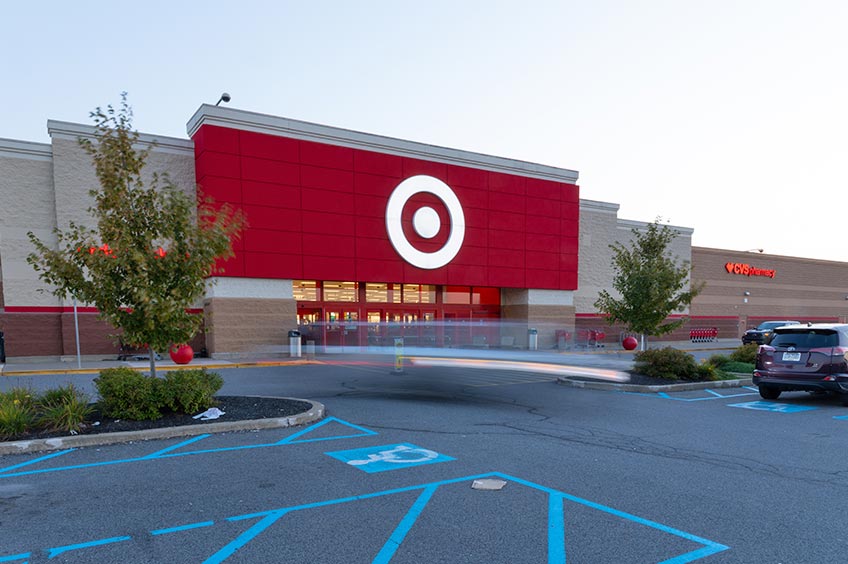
xmin=782 ymin=352 xmax=801 ymax=361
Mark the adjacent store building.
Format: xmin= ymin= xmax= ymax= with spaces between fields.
xmin=2 ymin=105 xmax=848 ymax=360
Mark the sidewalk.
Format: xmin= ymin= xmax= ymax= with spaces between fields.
xmin=0 ymin=338 xmax=740 ymax=376
xmin=0 ymin=355 xmax=316 ymax=377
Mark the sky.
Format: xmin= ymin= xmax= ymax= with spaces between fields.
xmin=3 ymin=1 xmax=848 ymax=262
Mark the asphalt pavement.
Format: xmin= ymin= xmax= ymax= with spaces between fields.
xmin=0 ymin=338 xmax=751 ymax=454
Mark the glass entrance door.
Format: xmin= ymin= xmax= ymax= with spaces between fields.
xmin=323 ymin=308 xmax=361 ymax=349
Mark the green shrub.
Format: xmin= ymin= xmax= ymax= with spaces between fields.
xmin=719 ymin=361 xmax=755 ymax=375
xmin=38 ymin=384 xmax=94 ymax=433
xmin=3 ymin=387 xmax=36 ymax=410
xmin=695 ymin=363 xmax=720 ymax=381
xmin=94 ymin=367 xmax=164 ymax=420
xmin=633 ymin=347 xmax=705 ymax=381
xmin=0 ymin=393 xmax=38 ymax=439
xmin=161 ymin=369 xmax=223 ymax=414
xmin=704 ymin=354 xmax=730 ymax=368
xmin=730 ymin=343 xmax=758 ymax=364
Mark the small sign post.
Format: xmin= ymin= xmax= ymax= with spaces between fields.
xmin=393 ymin=337 xmax=404 ymax=374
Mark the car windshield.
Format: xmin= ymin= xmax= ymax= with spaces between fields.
xmin=770 ymin=329 xmax=838 ymax=349
xmin=757 ymin=322 xmax=792 ymax=331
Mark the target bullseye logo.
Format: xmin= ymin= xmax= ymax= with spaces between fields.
xmin=385 ymin=175 xmax=465 ymax=269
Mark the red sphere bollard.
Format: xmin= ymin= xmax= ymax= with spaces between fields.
xmin=622 ymin=336 xmax=638 ymax=351
xmin=169 ymin=344 xmax=194 ymax=364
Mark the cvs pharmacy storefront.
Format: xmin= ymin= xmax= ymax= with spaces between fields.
xmin=189 ymin=106 xmax=580 ymax=355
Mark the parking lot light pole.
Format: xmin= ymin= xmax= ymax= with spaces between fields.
xmin=73 ymin=297 xmax=81 ymax=369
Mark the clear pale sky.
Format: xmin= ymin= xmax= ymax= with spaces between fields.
xmin=4 ymin=1 xmax=847 ymax=262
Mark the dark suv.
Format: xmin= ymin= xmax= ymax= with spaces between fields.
xmin=742 ymin=320 xmax=800 ymax=345
xmin=753 ymin=323 xmax=848 ymax=403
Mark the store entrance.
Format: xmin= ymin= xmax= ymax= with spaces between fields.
xmin=294 ymin=281 xmax=501 ymax=351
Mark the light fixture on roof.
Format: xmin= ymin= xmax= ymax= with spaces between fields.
xmin=743 ymin=291 xmax=751 ymax=296
xmin=745 ymin=248 xmax=764 ymax=253
xmin=215 ymin=92 xmax=231 ymax=106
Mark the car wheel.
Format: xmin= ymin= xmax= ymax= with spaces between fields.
xmin=759 ymin=386 xmax=781 ymax=400
xmin=841 ymin=394 xmax=848 ymax=407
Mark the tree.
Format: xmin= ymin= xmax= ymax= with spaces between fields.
xmin=594 ymin=218 xmax=703 ymax=349
xmin=27 ymin=94 xmax=244 ymax=376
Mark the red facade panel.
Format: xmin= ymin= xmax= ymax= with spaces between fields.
xmin=302 ymin=233 xmax=356 ymax=258
xmin=447 ymin=164 xmax=487 ymax=189
xmin=198 ymin=176 xmax=242 ymax=204
xmin=194 ymin=125 xmax=239 ymax=154
xmin=300 ymin=165 xmax=354 ymax=192
xmin=300 ymin=141 xmax=354 ymax=170
xmin=192 ymin=124 xmax=580 ymax=290
xmin=354 ymin=151 xmax=403 ymax=177
xmin=244 ymin=252 xmax=303 ymax=279
xmin=242 ymin=181 xmax=301 ymax=209
xmin=489 ymin=172 xmax=526 ymax=195
xmin=243 ymin=229 xmax=303 ymax=255
xmin=239 ymin=131 xmax=299 ymax=162
xmin=241 ymin=157 xmax=299 ymax=185
xmin=196 ymin=151 xmax=240 ymax=180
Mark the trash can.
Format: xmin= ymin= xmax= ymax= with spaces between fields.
xmin=0 ymin=331 xmax=4 ymax=363
xmin=528 ymin=328 xmax=538 ymax=351
xmin=288 ymin=330 xmax=302 ymax=358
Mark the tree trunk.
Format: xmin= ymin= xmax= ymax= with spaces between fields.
xmin=148 ymin=345 xmax=157 ymax=378
xmin=640 ymin=334 xmax=646 ymax=351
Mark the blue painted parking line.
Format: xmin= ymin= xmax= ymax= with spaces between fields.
xmin=46 ymin=535 xmax=131 ymax=559
xmin=728 ymin=401 xmax=818 ymax=413
xmin=151 ymin=521 xmax=215 ymax=536
xmin=0 ymin=416 xmax=376 ymax=480
xmin=326 ymin=443 xmax=454 ymax=473
xmin=0 ymin=448 xmax=76 ymax=474
xmin=634 ymin=389 xmax=760 ymax=402
xmin=2 ymin=471 xmax=729 ymax=563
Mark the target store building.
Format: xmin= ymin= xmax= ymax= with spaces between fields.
xmin=0 ymin=105 xmax=589 ymax=358
xmin=191 ymin=106 xmax=581 ymax=355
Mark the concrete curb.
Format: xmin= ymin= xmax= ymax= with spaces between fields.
xmin=0 ymin=398 xmax=326 ymax=456
xmin=557 ymin=376 xmax=754 ymax=393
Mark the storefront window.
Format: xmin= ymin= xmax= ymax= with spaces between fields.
xmin=403 ymin=284 xmax=435 ymax=304
xmin=293 ymin=280 xmax=319 ymax=301
xmin=366 ymin=283 xmax=389 ymax=303
xmin=323 ymin=281 xmax=358 ymax=302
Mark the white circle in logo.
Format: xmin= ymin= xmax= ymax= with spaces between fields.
xmin=412 ymin=206 xmax=440 ymax=239
xmin=385 ymin=175 xmax=465 ymax=269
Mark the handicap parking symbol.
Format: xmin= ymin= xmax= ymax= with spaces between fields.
xmin=728 ymin=401 xmax=818 ymax=413
xmin=326 ymin=443 xmax=454 ymax=473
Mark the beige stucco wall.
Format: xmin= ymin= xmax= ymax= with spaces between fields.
xmin=575 ymin=199 xmax=694 ymax=315
xmin=0 ymin=140 xmax=58 ymax=307
xmin=0 ymin=123 xmax=197 ymax=310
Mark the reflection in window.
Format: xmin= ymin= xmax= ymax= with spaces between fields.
xmin=293 ymin=280 xmax=319 ymax=301
xmin=443 ymin=285 xmax=470 ymax=304
xmin=323 ymin=281 xmax=358 ymax=302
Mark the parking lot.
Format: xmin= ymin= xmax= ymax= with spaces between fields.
xmin=3 ymin=358 xmax=848 ymax=562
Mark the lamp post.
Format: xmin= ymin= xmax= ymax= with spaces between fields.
xmin=72 ymin=297 xmax=81 ymax=369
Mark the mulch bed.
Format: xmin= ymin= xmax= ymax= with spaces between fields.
xmin=5 ymin=396 xmax=313 ymax=442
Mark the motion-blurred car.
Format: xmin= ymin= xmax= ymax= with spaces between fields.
xmin=753 ymin=323 xmax=848 ymax=403
xmin=742 ymin=320 xmax=800 ymax=345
